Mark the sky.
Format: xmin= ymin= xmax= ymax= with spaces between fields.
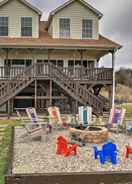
xmin=30 ymin=0 xmax=132 ymax=70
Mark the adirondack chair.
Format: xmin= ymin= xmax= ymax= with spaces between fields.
xmin=108 ymin=107 xmax=126 ymax=133
xmin=93 ymin=140 xmax=118 ymax=165
xmin=78 ymin=106 xmax=92 ymax=127
xmin=125 ymin=121 xmax=132 ymax=135
xmin=56 ymin=136 xmax=77 ymax=157
xmin=26 ymin=107 xmax=52 ymax=139
xmin=48 ymin=106 xmax=68 ymax=128
xmin=26 ymin=107 xmax=41 ymax=126
xmin=125 ymin=145 xmax=132 ymax=159
xmin=17 ymin=108 xmax=52 ymax=141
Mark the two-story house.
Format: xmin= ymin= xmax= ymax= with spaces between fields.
xmin=0 ymin=0 xmax=121 ymax=116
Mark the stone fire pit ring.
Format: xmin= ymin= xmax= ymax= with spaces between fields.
xmin=69 ymin=126 xmax=109 ymax=144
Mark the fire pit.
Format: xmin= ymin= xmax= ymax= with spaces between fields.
xmin=69 ymin=126 xmax=109 ymax=144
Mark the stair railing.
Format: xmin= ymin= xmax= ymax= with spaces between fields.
xmin=48 ymin=63 xmax=104 ymax=114
xmin=0 ymin=64 xmax=35 ymax=105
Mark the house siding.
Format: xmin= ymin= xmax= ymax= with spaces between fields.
xmin=0 ymin=0 xmax=39 ymax=38
xmin=50 ymin=1 xmax=99 ymax=39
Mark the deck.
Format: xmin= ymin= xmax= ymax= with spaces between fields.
xmin=0 ymin=64 xmax=113 ymax=84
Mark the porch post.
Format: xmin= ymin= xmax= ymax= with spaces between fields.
xmin=112 ymin=50 xmax=116 ymax=109
xmin=5 ymin=48 xmax=11 ymax=118
xmin=49 ymin=80 xmax=52 ymax=106
xmin=80 ymin=50 xmax=83 ymax=67
xmin=35 ymin=79 xmax=37 ymax=109
xmin=7 ymin=100 xmax=10 ymax=119
xmin=48 ymin=49 xmax=52 ymax=106
xmin=96 ymin=59 xmax=100 ymax=68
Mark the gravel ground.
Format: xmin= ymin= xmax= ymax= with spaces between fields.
xmin=12 ymin=127 xmax=132 ymax=174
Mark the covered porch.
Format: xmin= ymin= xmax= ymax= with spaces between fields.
xmin=0 ymin=47 xmax=114 ymax=83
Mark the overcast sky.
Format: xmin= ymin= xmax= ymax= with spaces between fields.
xmin=30 ymin=0 xmax=132 ymax=70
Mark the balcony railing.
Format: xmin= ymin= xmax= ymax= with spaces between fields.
xmin=0 ymin=64 xmax=113 ymax=81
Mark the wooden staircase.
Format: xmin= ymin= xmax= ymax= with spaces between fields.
xmin=49 ymin=63 xmax=105 ymax=115
xmin=0 ymin=64 xmax=35 ymax=107
xmin=0 ymin=63 xmax=107 ymax=116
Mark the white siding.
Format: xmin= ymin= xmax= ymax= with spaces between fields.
xmin=48 ymin=22 xmax=53 ymax=36
xmin=50 ymin=1 xmax=99 ymax=39
xmin=0 ymin=0 xmax=39 ymax=38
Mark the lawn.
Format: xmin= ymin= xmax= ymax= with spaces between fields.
xmin=0 ymin=120 xmax=19 ymax=184
xmin=122 ymin=103 xmax=132 ymax=119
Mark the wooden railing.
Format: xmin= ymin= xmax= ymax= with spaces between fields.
xmin=0 ymin=65 xmax=35 ymax=107
xmin=62 ymin=67 xmax=113 ymax=81
xmin=0 ymin=64 xmax=113 ymax=81
xmin=49 ymin=63 xmax=104 ymax=115
xmin=0 ymin=66 xmax=25 ymax=78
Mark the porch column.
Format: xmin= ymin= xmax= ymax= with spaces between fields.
xmin=48 ymin=49 xmax=52 ymax=106
xmin=49 ymin=80 xmax=52 ymax=106
xmin=108 ymin=85 xmax=112 ymax=107
xmin=80 ymin=50 xmax=83 ymax=67
xmin=35 ymin=79 xmax=37 ymax=109
xmin=5 ymin=48 xmax=11 ymax=118
xmin=96 ymin=59 xmax=100 ymax=68
xmin=7 ymin=100 xmax=10 ymax=119
xmin=112 ymin=50 xmax=116 ymax=109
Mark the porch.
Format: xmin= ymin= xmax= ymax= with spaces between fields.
xmin=0 ymin=47 xmax=116 ymax=116
xmin=0 ymin=63 xmax=113 ymax=83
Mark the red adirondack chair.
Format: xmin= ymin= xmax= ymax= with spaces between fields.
xmin=56 ymin=136 xmax=77 ymax=157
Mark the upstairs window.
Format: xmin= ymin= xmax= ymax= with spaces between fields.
xmin=59 ymin=18 xmax=70 ymax=38
xmin=21 ymin=17 xmax=32 ymax=37
xmin=0 ymin=17 xmax=8 ymax=36
xmin=82 ymin=19 xmax=93 ymax=39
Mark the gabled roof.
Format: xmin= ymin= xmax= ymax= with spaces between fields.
xmin=48 ymin=0 xmax=103 ymax=27
xmin=0 ymin=0 xmax=42 ymax=15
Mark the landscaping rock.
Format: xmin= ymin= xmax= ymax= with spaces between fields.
xmin=12 ymin=128 xmax=132 ymax=174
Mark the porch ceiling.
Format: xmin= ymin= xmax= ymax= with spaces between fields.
xmin=83 ymin=49 xmax=111 ymax=59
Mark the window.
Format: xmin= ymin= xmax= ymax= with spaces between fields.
xmin=5 ymin=59 xmax=32 ymax=66
xmin=68 ymin=60 xmax=74 ymax=67
xmin=59 ymin=18 xmax=70 ymax=38
xmin=0 ymin=17 xmax=8 ymax=36
xmin=88 ymin=60 xmax=94 ymax=68
xmin=83 ymin=60 xmax=95 ymax=68
xmin=50 ymin=60 xmax=56 ymax=66
xmin=57 ymin=60 xmax=64 ymax=67
xmin=82 ymin=19 xmax=93 ymax=39
xmin=49 ymin=60 xmax=64 ymax=67
xmin=83 ymin=60 xmax=87 ymax=68
xmin=21 ymin=17 xmax=32 ymax=37
xmin=75 ymin=60 xmax=81 ymax=66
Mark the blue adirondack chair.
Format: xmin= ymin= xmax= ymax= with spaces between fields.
xmin=78 ymin=106 xmax=92 ymax=127
xmin=93 ymin=140 xmax=117 ymax=165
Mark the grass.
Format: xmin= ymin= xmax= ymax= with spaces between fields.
xmin=0 ymin=127 xmax=12 ymax=184
xmin=0 ymin=120 xmax=20 ymax=184
xmin=121 ymin=103 xmax=132 ymax=119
